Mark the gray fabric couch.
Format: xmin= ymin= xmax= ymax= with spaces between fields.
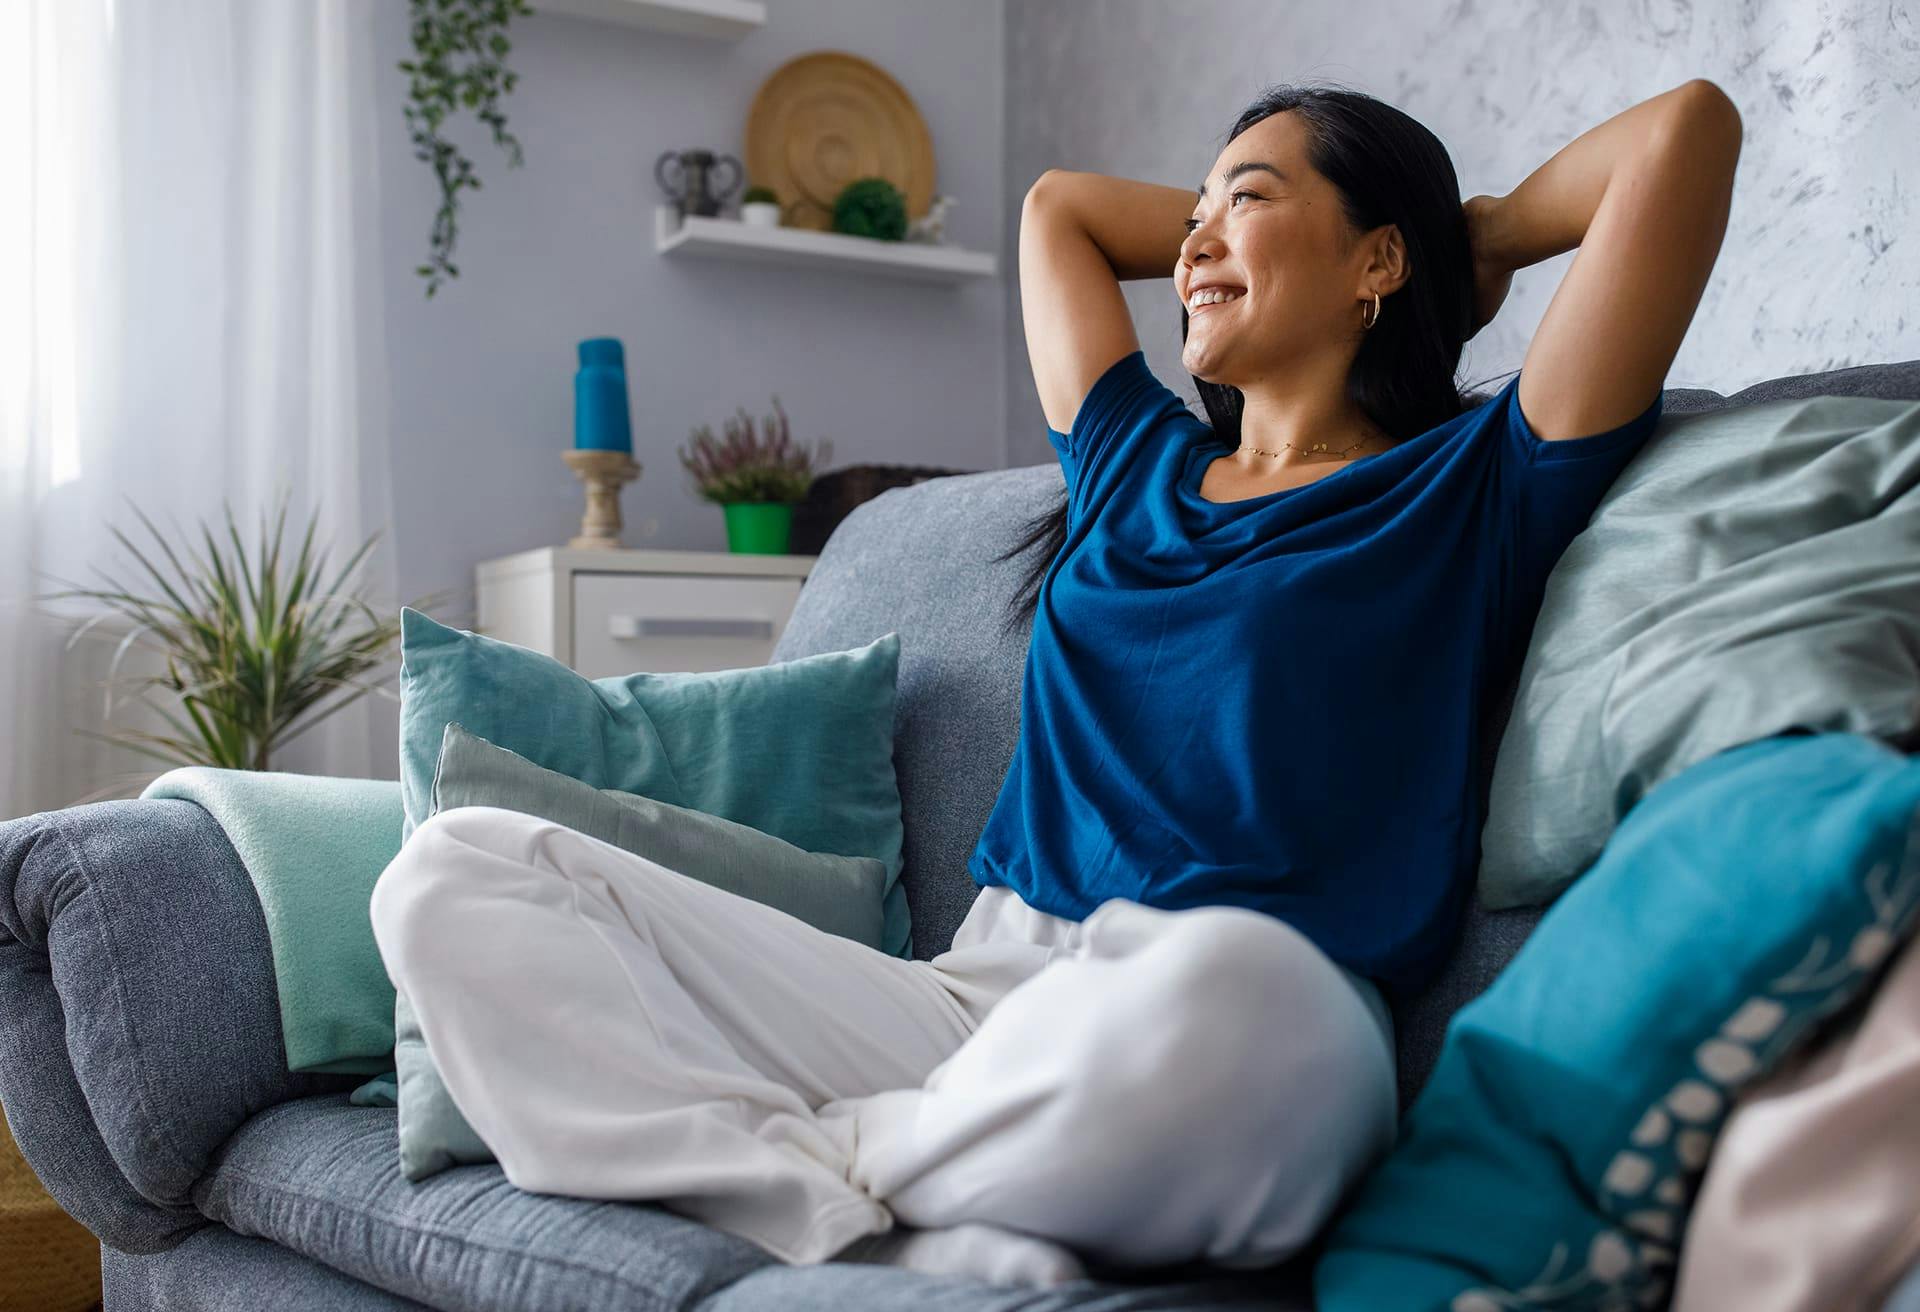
xmin=4 ymin=356 xmax=1919 ymax=1312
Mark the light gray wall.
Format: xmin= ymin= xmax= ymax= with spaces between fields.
xmin=1002 ymin=0 xmax=1920 ymax=471
xmin=370 ymin=1 xmax=1007 ymax=630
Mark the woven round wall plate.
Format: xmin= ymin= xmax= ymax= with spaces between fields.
xmin=744 ymin=51 xmax=935 ymax=233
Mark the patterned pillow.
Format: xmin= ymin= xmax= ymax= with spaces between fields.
xmin=1316 ymin=731 xmax=1920 ymax=1311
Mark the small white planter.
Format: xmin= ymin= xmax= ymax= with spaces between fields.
xmin=740 ymin=202 xmax=782 ymax=228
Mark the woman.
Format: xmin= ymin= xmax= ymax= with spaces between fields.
xmin=371 ymin=79 xmax=1740 ymax=1291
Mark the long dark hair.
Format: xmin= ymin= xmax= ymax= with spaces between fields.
xmin=996 ymin=82 xmax=1505 ymax=635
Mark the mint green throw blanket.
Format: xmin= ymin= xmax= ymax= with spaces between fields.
xmin=140 ymin=767 xmax=403 ymax=1075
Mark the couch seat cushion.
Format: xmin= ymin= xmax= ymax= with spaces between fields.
xmin=698 ymin=1261 xmax=1310 ymax=1311
xmin=195 ymin=1094 xmax=776 ymax=1312
xmin=194 ymin=1094 xmax=1312 ymax=1312
xmin=104 ymin=1224 xmax=430 ymax=1311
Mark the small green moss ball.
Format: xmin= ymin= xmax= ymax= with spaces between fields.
xmin=831 ymin=177 xmax=908 ymax=241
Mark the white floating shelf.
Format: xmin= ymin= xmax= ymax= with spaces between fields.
xmin=654 ymin=206 xmax=998 ymax=284
xmin=534 ymin=0 xmax=766 ymax=39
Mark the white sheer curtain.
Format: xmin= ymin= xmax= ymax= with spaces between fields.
xmin=0 ymin=0 xmax=398 ymax=821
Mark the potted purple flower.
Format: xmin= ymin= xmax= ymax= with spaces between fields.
xmin=678 ymin=396 xmax=833 ymax=554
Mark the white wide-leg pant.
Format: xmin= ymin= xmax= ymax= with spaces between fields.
xmin=369 ymin=805 xmax=1398 ymax=1270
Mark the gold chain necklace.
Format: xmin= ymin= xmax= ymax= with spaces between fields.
xmin=1235 ymin=432 xmax=1381 ymax=459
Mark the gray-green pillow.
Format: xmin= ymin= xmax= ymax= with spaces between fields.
xmin=386 ymin=721 xmax=890 ymax=1181
xmin=1480 ymin=394 xmax=1920 ymax=909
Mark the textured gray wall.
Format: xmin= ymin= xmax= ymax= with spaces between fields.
xmin=372 ymin=1 xmax=1006 ymax=627
xmin=1002 ymin=0 xmax=1920 ymax=472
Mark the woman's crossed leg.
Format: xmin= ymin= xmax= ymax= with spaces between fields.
xmin=369 ymin=805 xmax=1396 ymax=1276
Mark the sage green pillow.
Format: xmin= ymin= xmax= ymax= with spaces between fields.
xmin=1480 ymin=396 xmax=1920 ymax=909
xmin=382 ymin=721 xmax=892 ymax=1181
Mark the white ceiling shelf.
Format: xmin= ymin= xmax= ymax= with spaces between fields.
xmin=653 ymin=206 xmax=999 ymax=284
xmin=534 ymin=0 xmax=767 ymax=39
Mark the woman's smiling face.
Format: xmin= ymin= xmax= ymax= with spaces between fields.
xmin=1177 ymin=111 xmax=1373 ymax=388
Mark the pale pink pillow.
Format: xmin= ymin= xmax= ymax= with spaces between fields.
xmin=1674 ymin=936 xmax=1920 ymax=1311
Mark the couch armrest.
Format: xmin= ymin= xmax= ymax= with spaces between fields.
xmin=0 ymin=798 xmax=359 ymax=1252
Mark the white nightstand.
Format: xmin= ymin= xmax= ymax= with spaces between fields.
xmin=474 ymin=546 xmax=818 ymax=678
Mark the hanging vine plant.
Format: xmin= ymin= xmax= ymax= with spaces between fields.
xmin=400 ymin=0 xmax=535 ymax=297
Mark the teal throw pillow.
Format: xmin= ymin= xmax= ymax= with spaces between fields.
xmin=378 ymin=722 xmax=892 ymax=1181
xmin=1316 ymin=731 xmax=1920 ymax=1312
xmin=393 ymin=606 xmax=910 ymax=957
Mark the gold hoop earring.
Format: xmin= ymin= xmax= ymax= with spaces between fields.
xmin=1362 ymin=290 xmax=1382 ymax=330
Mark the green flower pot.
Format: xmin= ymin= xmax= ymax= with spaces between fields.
xmin=721 ymin=501 xmax=794 ymax=554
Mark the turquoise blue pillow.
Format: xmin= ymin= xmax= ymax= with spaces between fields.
xmin=1316 ymin=731 xmax=1920 ymax=1311
xmin=394 ymin=606 xmax=911 ymax=956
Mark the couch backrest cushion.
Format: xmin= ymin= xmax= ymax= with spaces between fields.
xmin=775 ymin=468 xmax=1050 ymax=960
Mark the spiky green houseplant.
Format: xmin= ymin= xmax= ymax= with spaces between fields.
xmin=35 ymin=492 xmax=456 ymax=788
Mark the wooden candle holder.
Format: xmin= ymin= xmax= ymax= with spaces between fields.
xmin=562 ymin=449 xmax=643 ymax=549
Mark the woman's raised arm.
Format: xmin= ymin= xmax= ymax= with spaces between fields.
xmin=1035 ymin=170 xmax=1197 ymax=280
xmin=1019 ymin=170 xmax=1194 ymax=434
xmin=1473 ymin=79 xmax=1740 ymax=442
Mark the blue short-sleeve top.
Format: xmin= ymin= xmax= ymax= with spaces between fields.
xmin=965 ymin=350 xmax=1664 ymax=1000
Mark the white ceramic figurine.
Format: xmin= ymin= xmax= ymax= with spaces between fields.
xmin=907 ymin=194 xmax=956 ymax=245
